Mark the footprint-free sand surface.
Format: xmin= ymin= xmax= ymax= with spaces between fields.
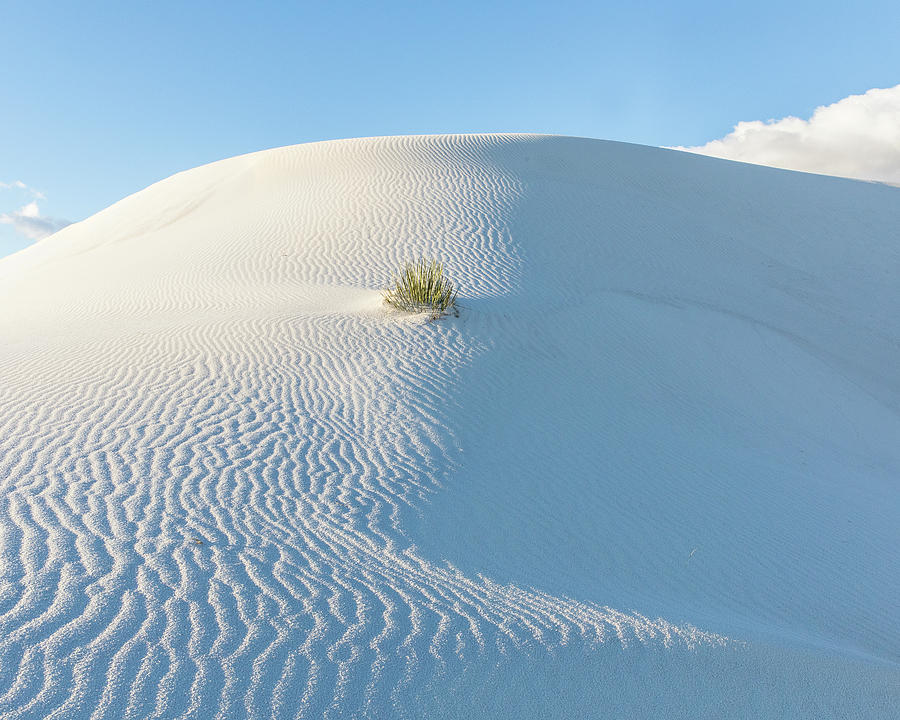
xmin=1 ymin=134 xmax=897 ymax=718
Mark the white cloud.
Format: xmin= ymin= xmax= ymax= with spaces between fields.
xmin=675 ymin=84 xmax=900 ymax=185
xmin=0 ymin=204 xmax=71 ymax=241
xmin=1 ymin=182 xmax=71 ymax=241
xmin=18 ymin=201 xmax=41 ymax=218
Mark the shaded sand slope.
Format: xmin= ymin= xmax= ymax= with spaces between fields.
xmin=0 ymin=135 xmax=897 ymax=718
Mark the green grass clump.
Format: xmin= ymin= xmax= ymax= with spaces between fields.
xmin=383 ymin=259 xmax=458 ymax=317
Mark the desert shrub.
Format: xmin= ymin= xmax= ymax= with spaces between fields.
xmin=383 ymin=259 xmax=458 ymax=317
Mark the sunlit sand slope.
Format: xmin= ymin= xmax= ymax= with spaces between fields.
xmin=0 ymin=135 xmax=897 ymax=718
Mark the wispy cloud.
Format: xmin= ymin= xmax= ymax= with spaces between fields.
xmin=0 ymin=201 xmax=72 ymax=240
xmin=674 ymin=84 xmax=900 ymax=185
xmin=0 ymin=181 xmax=71 ymax=241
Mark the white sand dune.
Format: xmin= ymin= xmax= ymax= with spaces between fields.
xmin=0 ymin=134 xmax=898 ymax=718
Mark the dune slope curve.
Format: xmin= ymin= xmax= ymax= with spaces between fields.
xmin=0 ymin=135 xmax=898 ymax=718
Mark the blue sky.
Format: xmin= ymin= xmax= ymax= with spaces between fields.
xmin=2 ymin=0 xmax=899 ymax=257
